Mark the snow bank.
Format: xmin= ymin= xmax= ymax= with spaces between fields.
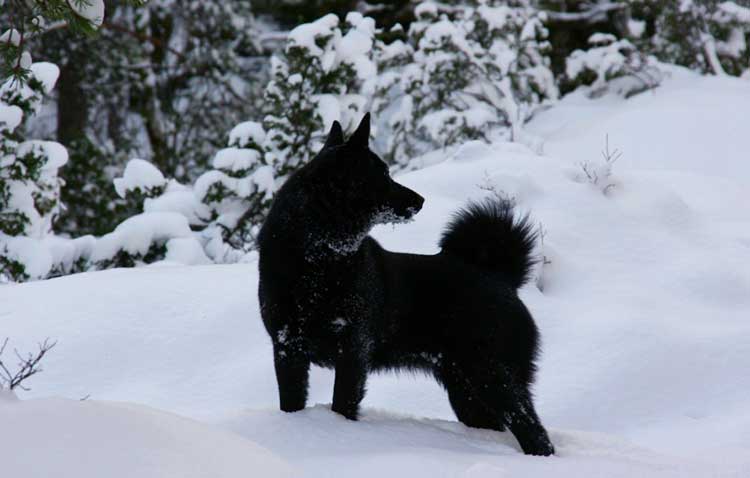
xmin=0 ymin=398 xmax=293 ymax=478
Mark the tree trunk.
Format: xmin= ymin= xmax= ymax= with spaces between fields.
xmin=56 ymin=58 xmax=88 ymax=145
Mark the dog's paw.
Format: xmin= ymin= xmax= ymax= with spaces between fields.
xmin=520 ymin=437 xmax=555 ymax=456
xmin=280 ymin=403 xmax=305 ymax=413
xmin=331 ymin=404 xmax=359 ymax=421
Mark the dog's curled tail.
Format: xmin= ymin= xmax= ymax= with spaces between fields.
xmin=439 ymin=199 xmax=537 ymax=289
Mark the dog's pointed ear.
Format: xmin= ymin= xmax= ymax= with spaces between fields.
xmin=324 ymin=121 xmax=344 ymax=149
xmin=347 ymin=113 xmax=371 ymax=149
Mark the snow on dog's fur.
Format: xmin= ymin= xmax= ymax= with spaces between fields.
xmin=257 ymin=114 xmax=554 ymax=456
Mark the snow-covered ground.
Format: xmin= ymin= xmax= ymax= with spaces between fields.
xmin=2 ymin=67 xmax=749 ymax=477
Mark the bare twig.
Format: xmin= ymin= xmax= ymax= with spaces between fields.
xmin=601 ymin=134 xmax=622 ymax=164
xmin=0 ymin=338 xmax=57 ymax=391
xmin=478 ymin=172 xmax=517 ymax=206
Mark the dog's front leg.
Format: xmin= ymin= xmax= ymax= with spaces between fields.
xmin=331 ymin=337 xmax=369 ymax=420
xmin=273 ymin=338 xmax=310 ymax=413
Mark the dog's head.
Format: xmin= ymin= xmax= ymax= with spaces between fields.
xmin=304 ymin=113 xmax=424 ymax=227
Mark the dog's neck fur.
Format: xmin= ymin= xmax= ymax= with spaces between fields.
xmin=273 ymin=187 xmax=375 ymax=264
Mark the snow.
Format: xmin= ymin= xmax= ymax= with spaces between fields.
xmin=415 ymin=2 xmax=438 ymax=19
xmin=213 ymin=147 xmax=263 ymax=173
xmin=287 ymin=14 xmax=339 ymax=56
xmin=17 ymin=140 xmax=68 ymax=170
xmin=0 ymin=104 xmax=23 ymax=131
xmin=143 ymin=181 xmax=210 ymax=226
xmin=114 ymin=159 xmax=167 ymax=199
xmin=0 ymin=398 xmax=293 ymax=478
xmin=3 ymin=68 xmax=750 ymax=476
xmin=19 ymin=51 xmax=32 ymax=70
xmin=717 ymin=1 xmax=750 ymax=23
xmin=0 ymin=28 xmax=21 ymax=47
xmin=67 ymin=0 xmax=105 ymax=27
xmin=228 ymin=121 xmax=266 ymax=148
xmin=476 ymin=5 xmax=513 ymax=32
xmin=90 ymin=212 xmax=196 ymax=264
xmin=29 ymin=62 xmax=60 ymax=94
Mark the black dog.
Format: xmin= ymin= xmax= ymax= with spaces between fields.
xmin=258 ymin=114 xmax=554 ymax=456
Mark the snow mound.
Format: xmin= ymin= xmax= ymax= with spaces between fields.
xmin=0 ymin=398 xmax=293 ymax=478
xmin=223 ymin=406 xmax=720 ymax=478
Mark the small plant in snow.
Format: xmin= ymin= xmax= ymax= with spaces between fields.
xmin=565 ymin=33 xmax=663 ymax=98
xmin=579 ymin=134 xmax=622 ymax=195
xmin=0 ymin=337 xmax=56 ymax=391
xmin=535 ymin=221 xmax=552 ymax=293
xmin=478 ymin=172 xmax=517 ymax=207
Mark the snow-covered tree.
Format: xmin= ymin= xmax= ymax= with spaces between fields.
xmin=29 ymin=0 xmax=268 ymax=237
xmin=262 ymin=12 xmax=377 ymax=175
xmin=629 ymin=0 xmax=750 ymax=77
xmin=194 ymin=122 xmax=276 ymax=261
xmin=565 ymin=32 xmax=662 ymax=98
xmin=0 ymin=61 xmax=68 ymax=280
xmin=0 ymin=0 xmax=118 ymax=80
xmin=91 ymin=158 xmax=208 ymax=270
xmin=374 ymin=1 xmax=558 ymax=168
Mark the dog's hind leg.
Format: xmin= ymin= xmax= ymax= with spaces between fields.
xmin=437 ymin=366 xmax=505 ymax=431
xmin=273 ymin=335 xmax=310 ymax=413
xmin=446 ymin=357 xmax=554 ymax=456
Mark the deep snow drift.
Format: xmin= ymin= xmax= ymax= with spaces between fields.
xmin=2 ymin=67 xmax=749 ymax=477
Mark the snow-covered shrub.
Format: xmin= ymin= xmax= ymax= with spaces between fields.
xmin=373 ymin=0 xmax=558 ymax=167
xmin=94 ymin=158 xmax=210 ymax=269
xmin=99 ymin=121 xmax=279 ymax=267
xmin=31 ymin=1 xmax=265 ymax=238
xmin=262 ymin=12 xmax=377 ymax=175
xmin=194 ymin=122 xmax=276 ymax=261
xmin=89 ymin=211 xmax=209 ymax=270
xmin=565 ymin=33 xmax=663 ymax=98
xmin=629 ymin=0 xmax=750 ymax=77
xmin=0 ymin=62 xmax=80 ymax=282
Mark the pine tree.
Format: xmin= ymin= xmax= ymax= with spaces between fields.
xmin=373 ymin=1 xmax=558 ymax=168
xmin=194 ymin=121 xmax=276 ymax=261
xmin=262 ymin=12 xmax=377 ymax=176
xmin=0 ymin=61 xmax=69 ymax=281
xmin=564 ymin=32 xmax=662 ymax=98
xmin=23 ymin=0 xmax=268 ymax=237
xmin=0 ymin=0 xmax=119 ymax=80
xmin=629 ymin=0 xmax=750 ymax=77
